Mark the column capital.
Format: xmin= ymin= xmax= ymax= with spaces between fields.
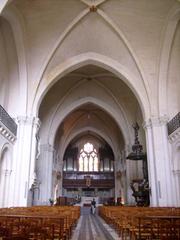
xmin=40 ymin=144 xmax=55 ymax=152
xmin=124 ymin=144 xmax=132 ymax=155
xmin=143 ymin=115 xmax=169 ymax=129
xmin=16 ymin=116 xmax=41 ymax=127
xmin=173 ymin=170 xmax=180 ymax=175
xmin=0 ymin=169 xmax=12 ymax=176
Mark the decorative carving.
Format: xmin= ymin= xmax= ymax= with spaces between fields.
xmin=143 ymin=116 xmax=169 ymax=129
xmin=130 ymin=179 xmax=150 ymax=206
xmin=84 ymin=175 xmax=92 ymax=187
xmin=168 ymin=127 xmax=180 ymax=143
xmin=127 ymin=123 xmax=150 ymax=206
xmin=127 ymin=123 xmax=146 ymax=161
xmin=57 ymin=171 xmax=61 ymax=180
xmin=0 ymin=105 xmax=17 ymax=138
xmin=90 ymin=5 xmax=97 ymax=12
xmin=167 ymin=112 xmax=180 ymax=136
xmin=0 ymin=122 xmax=16 ymax=143
xmin=116 ymin=170 xmax=122 ymax=179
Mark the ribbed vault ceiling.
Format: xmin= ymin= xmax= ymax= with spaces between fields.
xmin=39 ymin=64 xmax=142 ymax=156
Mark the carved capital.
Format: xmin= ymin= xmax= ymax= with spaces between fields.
xmin=17 ymin=116 xmax=41 ymax=127
xmin=143 ymin=115 xmax=169 ymax=129
xmin=40 ymin=144 xmax=55 ymax=152
xmin=173 ymin=170 xmax=180 ymax=175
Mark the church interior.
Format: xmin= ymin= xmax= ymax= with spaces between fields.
xmin=0 ymin=0 xmax=180 ymax=239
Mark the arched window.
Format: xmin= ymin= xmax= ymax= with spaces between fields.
xmin=79 ymin=143 xmax=99 ymax=172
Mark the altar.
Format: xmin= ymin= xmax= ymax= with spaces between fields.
xmin=80 ymin=196 xmax=99 ymax=207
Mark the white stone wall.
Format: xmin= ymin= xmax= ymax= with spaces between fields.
xmin=0 ymin=0 xmax=179 ymax=206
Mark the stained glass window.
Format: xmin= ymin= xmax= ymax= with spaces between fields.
xmin=79 ymin=143 xmax=99 ymax=172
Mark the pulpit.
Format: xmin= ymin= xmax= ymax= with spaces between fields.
xmin=127 ymin=123 xmax=150 ymax=206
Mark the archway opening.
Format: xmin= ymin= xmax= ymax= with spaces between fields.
xmin=37 ymin=64 xmax=146 ymax=206
xmin=62 ymin=133 xmax=115 ymax=205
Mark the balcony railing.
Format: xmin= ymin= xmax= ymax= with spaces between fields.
xmin=63 ymin=179 xmax=114 ymax=189
xmin=167 ymin=112 xmax=180 ymax=135
xmin=0 ymin=105 xmax=17 ymax=136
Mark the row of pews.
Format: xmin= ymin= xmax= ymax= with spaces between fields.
xmin=99 ymin=206 xmax=180 ymax=240
xmin=0 ymin=205 xmax=80 ymax=240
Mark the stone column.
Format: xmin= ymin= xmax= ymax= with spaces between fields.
xmin=12 ymin=116 xmax=40 ymax=206
xmin=124 ymin=144 xmax=138 ymax=205
xmin=4 ymin=169 xmax=12 ymax=207
xmin=168 ymin=128 xmax=180 ymax=206
xmin=114 ymin=152 xmax=121 ymax=202
xmin=0 ymin=169 xmax=12 ymax=207
xmin=38 ymin=144 xmax=54 ymax=205
xmin=143 ymin=116 xmax=176 ymax=206
xmin=173 ymin=171 xmax=180 ymax=206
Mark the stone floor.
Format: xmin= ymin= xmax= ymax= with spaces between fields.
xmin=71 ymin=207 xmax=119 ymax=240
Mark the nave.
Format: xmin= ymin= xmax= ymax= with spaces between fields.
xmin=71 ymin=207 xmax=119 ymax=240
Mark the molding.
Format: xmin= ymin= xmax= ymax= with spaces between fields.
xmin=143 ymin=116 xmax=169 ymax=129
xmin=80 ymin=0 xmax=107 ymax=7
xmin=17 ymin=116 xmax=41 ymax=128
xmin=173 ymin=170 xmax=180 ymax=175
xmin=168 ymin=127 xmax=180 ymax=143
xmin=0 ymin=121 xmax=16 ymax=143
xmin=0 ymin=0 xmax=9 ymax=14
xmin=40 ymin=144 xmax=55 ymax=152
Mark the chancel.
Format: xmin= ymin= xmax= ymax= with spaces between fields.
xmin=0 ymin=0 xmax=180 ymax=239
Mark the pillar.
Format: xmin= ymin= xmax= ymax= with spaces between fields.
xmin=38 ymin=144 xmax=54 ymax=205
xmin=143 ymin=116 xmax=176 ymax=206
xmin=168 ymin=127 xmax=180 ymax=206
xmin=12 ymin=116 xmax=40 ymax=206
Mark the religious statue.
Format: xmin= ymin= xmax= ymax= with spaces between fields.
xmin=130 ymin=179 xmax=150 ymax=206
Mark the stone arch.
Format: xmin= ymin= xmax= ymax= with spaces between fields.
xmin=1 ymin=5 xmax=28 ymax=115
xmin=158 ymin=6 xmax=180 ymax=116
xmin=0 ymin=0 xmax=10 ymax=14
xmin=34 ymin=53 xmax=150 ymax=120
xmin=48 ymin=97 xmax=130 ymax=148
xmin=0 ymin=143 xmax=12 ymax=207
xmin=59 ymin=127 xmax=119 ymax=163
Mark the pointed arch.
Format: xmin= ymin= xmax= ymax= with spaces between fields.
xmin=158 ymin=6 xmax=180 ymax=116
xmin=47 ymin=97 xmax=130 ymax=148
xmin=34 ymin=52 xmax=150 ymax=121
xmin=1 ymin=5 xmax=28 ymax=115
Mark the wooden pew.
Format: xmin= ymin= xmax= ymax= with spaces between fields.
xmin=99 ymin=206 xmax=180 ymax=240
xmin=0 ymin=206 xmax=80 ymax=240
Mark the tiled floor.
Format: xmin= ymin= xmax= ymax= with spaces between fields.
xmin=71 ymin=207 xmax=119 ymax=240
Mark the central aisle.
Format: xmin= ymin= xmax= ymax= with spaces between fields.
xmin=71 ymin=207 xmax=119 ymax=240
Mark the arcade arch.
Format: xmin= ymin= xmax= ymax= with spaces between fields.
xmin=36 ymin=63 xmax=146 ymax=205
xmin=0 ymin=144 xmax=12 ymax=207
